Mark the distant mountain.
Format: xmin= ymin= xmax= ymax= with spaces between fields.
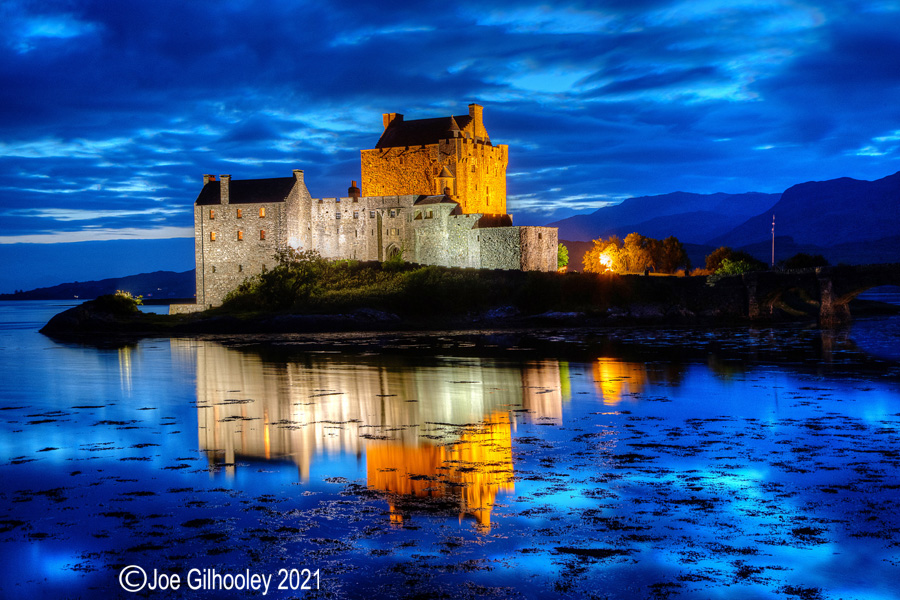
xmin=0 ymin=270 xmax=195 ymax=301
xmin=712 ymin=171 xmax=900 ymax=249
xmin=550 ymin=192 xmax=780 ymax=243
xmin=0 ymin=237 xmax=194 ymax=294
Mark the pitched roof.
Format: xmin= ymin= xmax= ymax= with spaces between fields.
xmin=375 ymin=115 xmax=475 ymax=149
xmin=196 ymin=177 xmax=296 ymax=205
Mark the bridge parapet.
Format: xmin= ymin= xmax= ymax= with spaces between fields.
xmin=729 ymin=264 xmax=900 ymax=326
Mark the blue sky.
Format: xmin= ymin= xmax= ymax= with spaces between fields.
xmin=1 ymin=0 xmax=899 ymax=258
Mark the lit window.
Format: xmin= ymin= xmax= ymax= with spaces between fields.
xmin=260 ymin=230 xmax=266 ymax=240
xmin=209 ymin=209 xmax=215 ymax=219
xmin=210 ymin=232 xmax=216 ymax=242
xmin=259 ymin=207 xmax=266 ymax=218
xmin=237 ymin=231 xmax=243 ymax=241
xmin=236 ymin=208 xmax=243 ymax=218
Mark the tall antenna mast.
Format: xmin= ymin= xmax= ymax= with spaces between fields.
xmin=771 ymin=214 xmax=775 ymax=268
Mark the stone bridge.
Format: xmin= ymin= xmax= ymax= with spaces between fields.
xmin=742 ymin=264 xmax=900 ymax=326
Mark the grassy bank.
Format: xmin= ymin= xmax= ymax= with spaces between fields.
xmin=215 ymin=252 xmax=673 ymax=318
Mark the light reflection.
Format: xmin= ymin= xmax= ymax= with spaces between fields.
xmin=117 ymin=345 xmax=133 ymax=396
xmin=592 ymin=357 xmax=647 ymax=404
xmin=180 ymin=341 xmax=562 ymax=527
xmin=367 ymin=412 xmax=514 ymax=529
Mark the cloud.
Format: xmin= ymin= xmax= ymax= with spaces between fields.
xmin=0 ymin=226 xmax=193 ymax=245
xmin=0 ymin=0 xmax=898 ymax=267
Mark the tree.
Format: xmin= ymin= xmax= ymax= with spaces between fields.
xmin=620 ymin=232 xmax=654 ymax=273
xmin=557 ymin=243 xmax=569 ymax=269
xmin=653 ymin=236 xmax=691 ymax=274
xmin=780 ymin=253 xmax=829 ymax=270
xmin=716 ymin=258 xmax=758 ymax=275
xmin=706 ymin=247 xmax=765 ymax=273
xmin=705 ymin=246 xmax=733 ymax=272
xmin=583 ymin=235 xmax=622 ymax=273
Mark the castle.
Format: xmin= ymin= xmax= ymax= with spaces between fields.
xmin=179 ymin=104 xmax=558 ymax=310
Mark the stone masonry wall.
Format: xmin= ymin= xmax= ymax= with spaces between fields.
xmin=477 ymin=227 xmax=522 ymax=270
xmin=519 ymin=227 xmax=558 ymax=272
xmin=360 ymin=137 xmax=507 ymax=216
xmin=195 ymin=200 xmax=286 ymax=308
xmin=184 ymin=182 xmax=557 ymax=311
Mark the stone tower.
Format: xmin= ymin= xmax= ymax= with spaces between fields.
xmin=359 ymin=104 xmax=509 ymax=216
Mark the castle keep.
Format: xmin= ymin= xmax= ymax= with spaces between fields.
xmin=180 ymin=104 xmax=558 ymax=310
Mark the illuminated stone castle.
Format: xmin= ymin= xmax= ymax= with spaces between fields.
xmin=182 ymin=104 xmax=558 ymax=309
xmin=362 ymin=104 xmax=508 ymax=215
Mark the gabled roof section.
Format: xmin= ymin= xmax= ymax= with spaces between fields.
xmin=196 ymin=177 xmax=296 ymax=205
xmin=375 ymin=115 xmax=475 ymax=149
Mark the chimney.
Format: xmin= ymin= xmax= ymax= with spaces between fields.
xmin=382 ymin=112 xmax=403 ymax=129
xmin=292 ymin=169 xmax=304 ymax=184
xmin=468 ymin=103 xmax=484 ymax=139
xmin=203 ymin=174 xmax=216 ymax=185
xmin=220 ymin=174 xmax=231 ymax=204
xmin=348 ymin=180 xmax=361 ymax=200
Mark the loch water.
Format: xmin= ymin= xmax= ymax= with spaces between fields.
xmin=1 ymin=300 xmax=900 ymax=599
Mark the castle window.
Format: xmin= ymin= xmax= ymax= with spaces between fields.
xmin=538 ymin=232 xmax=543 ymax=240
xmin=212 ymin=266 xmax=216 ymax=273
xmin=426 ymin=210 xmax=433 ymax=219
xmin=389 ymin=210 xmax=396 ymax=218
xmin=236 ymin=209 xmax=243 ymax=218
xmin=353 ymin=211 xmax=359 ymax=219
xmin=210 ymin=232 xmax=216 ymax=242
xmin=259 ymin=207 xmax=266 ymax=218
xmin=335 ymin=212 xmax=342 ymax=219
xmin=260 ymin=230 xmax=266 ymax=240
xmin=209 ymin=209 xmax=215 ymax=219
xmin=237 ymin=231 xmax=243 ymax=241
xmin=369 ymin=211 xmax=376 ymax=219
xmin=318 ymin=198 xmax=323 ymax=204
xmin=415 ymin=211 xmax=422 ymax=220
xmin=238 ymin=264 xmax=243 ymax=272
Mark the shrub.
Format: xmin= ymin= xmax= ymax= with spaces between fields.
xmin=716 ymin=258 xmax=759 ymax=276
xmin=93 ymin=290 xmax=142 ymax=315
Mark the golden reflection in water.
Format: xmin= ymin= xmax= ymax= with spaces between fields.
xmin=366 ymin=412 xmax=514 ymax=529
xmin=177 ymin=341 xmax=561 ymax=526
xmin=592 ymin=358 xmax=647 ymax=405
xmin=118 ymin=345 xmax=133 ymax=396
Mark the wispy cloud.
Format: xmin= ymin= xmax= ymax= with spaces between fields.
xmin=0 ymin=226 xmax=193 ymax=245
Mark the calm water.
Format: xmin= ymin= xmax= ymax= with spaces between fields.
xmin=1 ymin=301 xmax=900 ymax=599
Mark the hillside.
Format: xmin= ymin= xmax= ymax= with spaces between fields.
xmin=549 ymin=191 xmax=780 ymax=243
xmin=712 ymin=172 xmax=900 ymax=248
xmin=0 ymin=270 xmax=195 ymax=301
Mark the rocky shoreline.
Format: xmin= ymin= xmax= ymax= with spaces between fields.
xmin=38 ymin=294 xmax=899 ymax=341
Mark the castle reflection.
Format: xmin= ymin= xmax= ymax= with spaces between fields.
xmin=173 ymin=340 xmax=563 ymax=527
xmin=592 ymin=357 xmax=647 ymax=405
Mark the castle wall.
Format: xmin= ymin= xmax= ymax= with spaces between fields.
xmin=361 ymin=138 xmax=507 ymax=216
xmin=477 ymin=227 xmax=522 ymax=270
xmin=195 ymin=200 xmax=287 ymax=308
xmin=519 ymin=227 xmax=559 ymax=272
xmin=306 ymin=195 xmax=419 ymax=262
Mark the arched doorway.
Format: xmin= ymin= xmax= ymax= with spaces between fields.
xmin=386 ymin=244 xmax=401 ymax=260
